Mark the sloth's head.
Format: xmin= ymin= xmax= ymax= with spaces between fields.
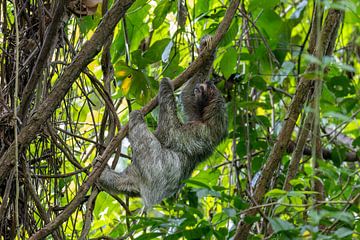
xmin=193 ymin=81 xmax=217 ymax=107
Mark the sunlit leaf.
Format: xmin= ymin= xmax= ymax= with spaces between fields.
xmin=265 ymin=189 xmax=287 ymax=198
xmin=220 ymin=47 xmax=237 ymax=79
xmin=153 ymin=0 xmax=173 ymax=30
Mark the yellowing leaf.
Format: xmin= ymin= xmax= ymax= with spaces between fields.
xmin=121 ymin=75 xmax=133 ymax=95
xmin=116 ymin=69 xmax=129 ymax=78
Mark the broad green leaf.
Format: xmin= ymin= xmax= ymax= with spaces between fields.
xmin=187 ymin=169 xmax=221 ymax=187
xmin=78 ymin=15 xmax=100 ymax=34
xmin=233 ymin=196 xmax=249 ymax=210
xmin=213 ymin=227 xmax=228 ymax=240
xmin=184 ymin=179 xmax=211 ymax=189
xmin=115 ymin=65 xmax=152 ymax=104
xmin=255 ymin=115 xmax=271 ymax=128
xmin=334 ymin=227 xmax=353 ymax=238
xmin=326 ymin=75 xmax=355 ymax=97
xmin=143 ymin=38 xmax=171 ymax=64
xmin=268 ymin=217 xmax=295 ymax=233
xmin=162 ymin=40 xmax=173 ymax=63
xmin=223 ymin=208 xmax=236 ymax=217
xmin=195 ymin=1 xmax=209 ymax=17
xmin=111 ymin=27 xmax=125 ymax=63
xmin=109 ymin=223 xmax=126 ymax=238
xmin=274 ymin=196 xmax=288 ymax=214
xmin=239 ymin=101 xmax=271 ymax=110
xmin=135 ymin=232 xmax=163 ymax=240
xmin=249 ymin=0 xmax=279 ymax=11
xmin=289 ymin=196 xmax=304 ymax=211
xmin=272 ymin=61 xmax=295 ymax=84
xmin=219 ymin=19 xmax=239 ymax=47
xmin=352 ymin=136 xmax=360 ymax=148
xmin=250 ymin=76 xmax=267 ymax=90
xmin=256 ymin=9 xmax=283 ymax=45
xmin=303 ymin=54 xmax=322 ymax=65
xmin=153 ymin=0 xmax=172 ymax=30
xmin=220 ymin=47 xmax=237 ymax=79
xmin=266 ymin=189 xmax=287 ymax=198
xmin=212 ymin=212 xmax=228 ymax=224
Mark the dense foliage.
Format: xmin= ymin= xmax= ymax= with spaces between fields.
xmin=0 ymin=0 xmax=359 ymax=239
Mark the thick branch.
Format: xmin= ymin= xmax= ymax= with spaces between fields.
xmin=284 ymin=110 xmax=314 ymax=191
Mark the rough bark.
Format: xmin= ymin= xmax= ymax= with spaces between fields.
xmin=284 ymin=101 xmax=314 ymax=191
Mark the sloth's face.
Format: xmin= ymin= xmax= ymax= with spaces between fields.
xmin=193 ymin=81 xmax=216 ymax=107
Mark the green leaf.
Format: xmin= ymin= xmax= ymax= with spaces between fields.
xmin=274 ymin=196 xmax=288 ymax=215
xmin=220 ymin=47 xmax=237 ymax=79
xmin=111 ymin=27 xmax=125 ymax=63
xmin=162 ymin=40 xmax=173 ymax=63
xmin=308 ymin=210 xmax=321 ymax=225
xmin=304 ymin=54 xmax=322 ymax=65
xmin=266 ymin=189 xmax=287 ymax=198
xmin=250 ymin=76 xmax=267 ymax=90
xmin=255 ymin=115 xmax=271 ymax=128
xmin=256 ymin=9 xmax=283 ymax=45
xmin=213 ymin=227 xmax=228 ymax=240
xmin=143 ymin=38 xmax=171 ymax=64
xmin=289 ymin=196 xmax=304 ymax=211
xmin=184 ymin=179 xmax=210 ymax=189
xmin=249 ymin=0 xmax=279 ymax=11
xmin=163 ymin=52 xmax=184 ymax=78
xmin=330 ymin=211 xmax=354 ymax=226
xmin=326 ymin=75 xmax=355 ymax=97
xmin=239 ymin=101 xmax=271 ymax=110
xmin=233 ymin=196 xmax=249 ymax=210
xmin=272 ymin=61 xmax=295 ymax=84
xmin=115 ymin=65 xmax=153 ymax=104
xmin=128 ymin=0 xmax=148 ymax=12
xmin=223 ymin=208 xmax=236 ymax=218
xmin=136 ymin=232 xmax=163 ymax=240
xmin=219 ymin=19 xmax=239 ymax=47
xmin=268 ymin=217 xmax=295 ymax=233
xmin=78 ymin=15 xmax=100 ymax=34
xmin=187 ymin=169 xmax=221 ymax=188
xmin=153 ymin=0 xmax=172 ymax=30
xmin=352 ymin=136 xmax=360 ymax=148
xmin=109 ymin=223 xmax=126 ymax=238
xmin=194 ymin=1 xmax=209 ymax=17
xmin=334 ymin=227 xmax=353 ymax=238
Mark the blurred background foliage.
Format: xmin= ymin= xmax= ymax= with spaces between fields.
xmin=1 ymin=0 xmax=360 ymax=239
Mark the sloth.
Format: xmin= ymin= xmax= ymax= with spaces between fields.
xmin=99 ymin=38 xmax=227 ymax=208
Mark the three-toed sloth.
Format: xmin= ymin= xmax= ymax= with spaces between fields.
xmin=99 ymin=46 xmax=227 ymax=208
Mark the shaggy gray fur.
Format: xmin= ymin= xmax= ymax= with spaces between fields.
xmin=99 ymin=37 xmax=227 ymax=208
